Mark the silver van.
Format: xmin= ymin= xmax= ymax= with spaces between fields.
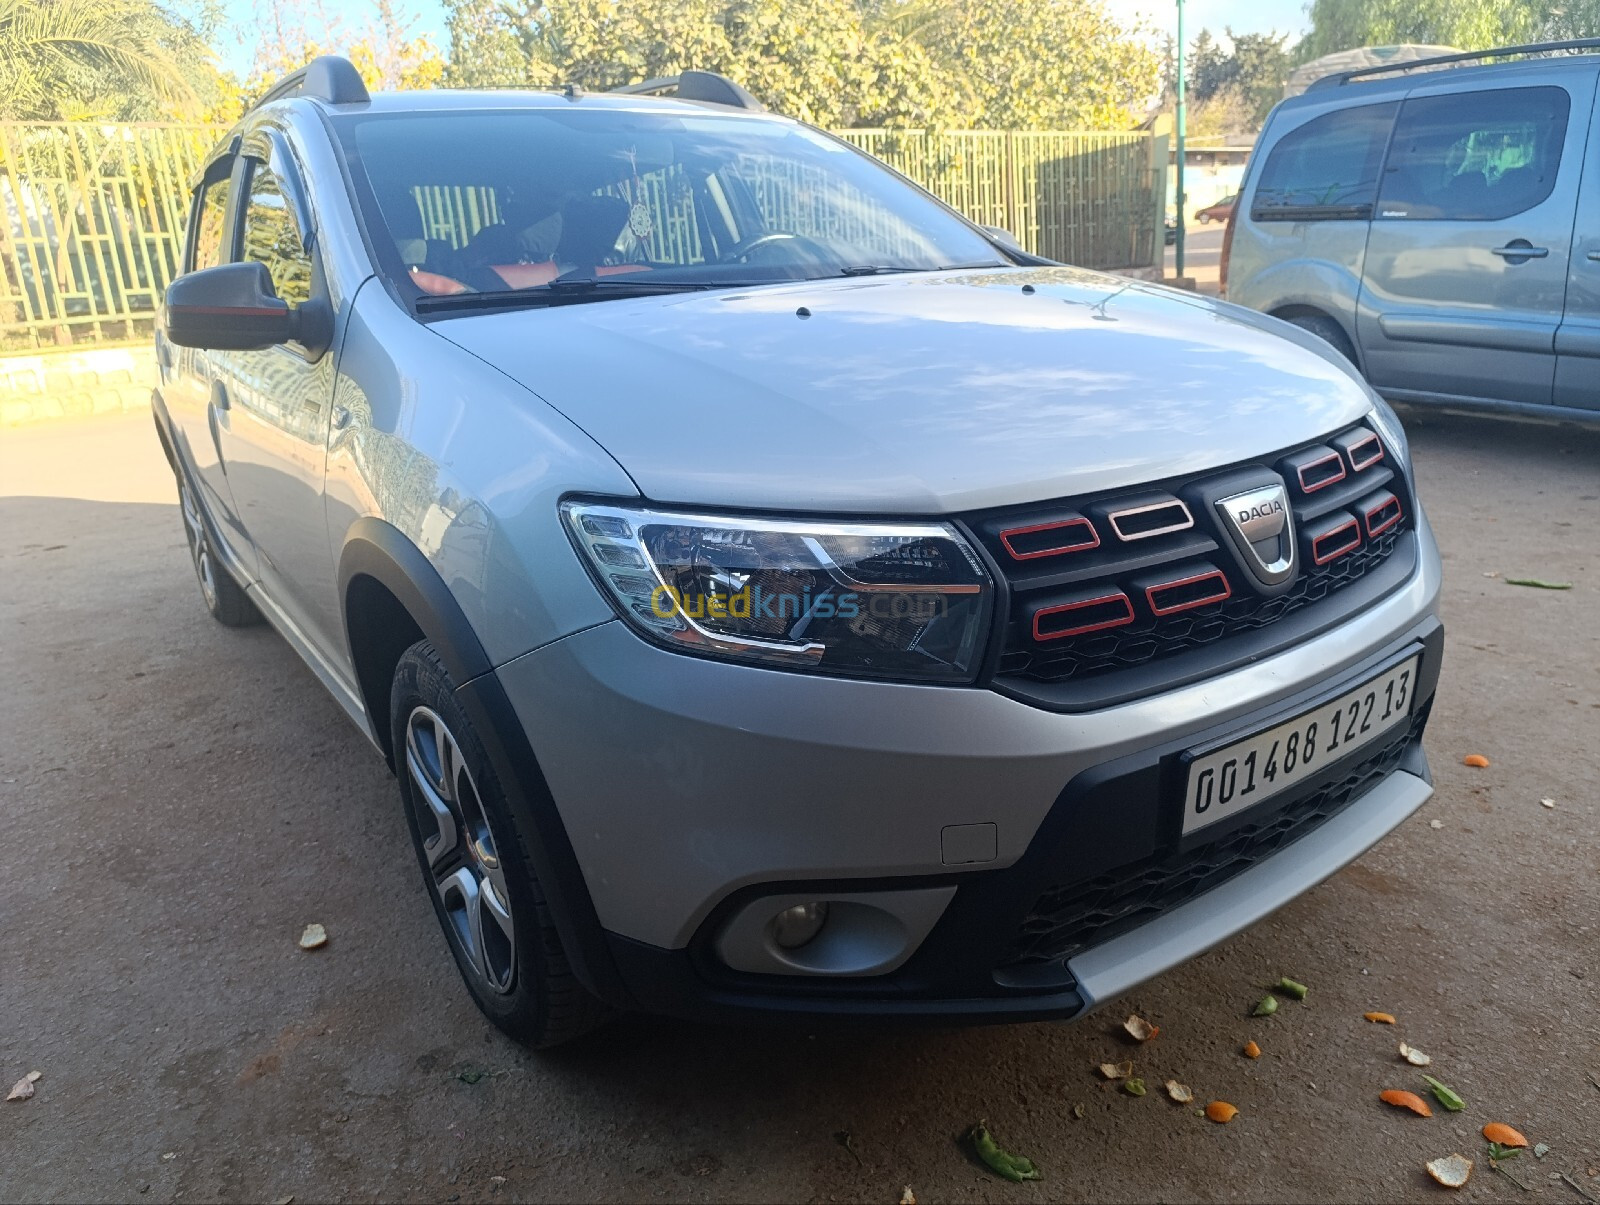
xmin=1226 ymin=41 xmax=1600 ymax=421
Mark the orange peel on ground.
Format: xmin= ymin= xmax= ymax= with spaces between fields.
xmin=1205 ymin=1101 xmax=1239 ymax=1124
xmin=1364 ymin=1011 xmax=1397 ymax=1024
xmin=1426 ymin=1154 xmax=1473 ymax=1188
xmin=1482 ymin=1123 xmax=1528 ymax=1148
xmin=1242 ymin=1040 xmax=1261 ymax=1059
xmin=1463 ymin=754 xmax=1490 ymax=768
xmin=1380 ymin=1089 xmax=1433 ymax=1117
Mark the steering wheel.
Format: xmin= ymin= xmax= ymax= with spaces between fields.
xmin=719 ymin=231 xmax=835 ymax=266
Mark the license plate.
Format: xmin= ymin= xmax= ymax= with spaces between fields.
xmin=1181 ymin=655 xmax=1421 ymax=838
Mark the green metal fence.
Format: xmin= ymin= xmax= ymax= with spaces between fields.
xmin=0 ymin=122 xmax=1159 ymax=351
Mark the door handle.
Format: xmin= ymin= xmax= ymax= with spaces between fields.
xmin=208 ymin=379 xmax=230 ymax=412
xmin=331 ymin=405 xmax=352 ymax=430
xmin=1490 ymin=242 xmax=1549 ymax=260
xmin=1587 ymin=250 xmax=1600 ymax=262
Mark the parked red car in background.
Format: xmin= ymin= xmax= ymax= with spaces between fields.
xmin=1196 ymin=194 xmax=1236 ymax=224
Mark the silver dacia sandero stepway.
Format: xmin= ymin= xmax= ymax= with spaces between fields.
xmin=154 ymin=57 xmax=1443 ymax=1046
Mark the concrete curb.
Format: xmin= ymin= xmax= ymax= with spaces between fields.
xmin=0 ymin=346 xmax=155 ymax=428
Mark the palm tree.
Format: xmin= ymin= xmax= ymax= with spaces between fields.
xmin=0 ymin=0 xmax=207 ymax=121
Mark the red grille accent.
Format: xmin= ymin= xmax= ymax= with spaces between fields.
xmin=1033 ymin=592 xmax=1135 ymax=642
xmin=999 ymin=517 xmax=1100 ymax=561
xmin=1345 ymin=432 xmax=1384 ymax=471
xmin=1297 ymin=450 xmax=1347 ymax=494
xmin=1312 ymin=518 xmax=1362 ymax=565
xmin=1364 ymin=493 xmax=1402 ymax=538
xmin=1144 ymin=568 xmax=1233 ymax=616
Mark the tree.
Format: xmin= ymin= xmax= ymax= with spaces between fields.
xmin=1296 ymin=0 xmax=1537 ymax=62
xmin=0 ymin=0 xmax=216 ymax=121
xmin=439 ymin=0 xmax=1158 ymax=130
xmin=894 ymin=0 xmax=1161 ymax=129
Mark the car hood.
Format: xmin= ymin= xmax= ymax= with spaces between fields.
xmin=433 ymin=267 xmax=1376 ymax=514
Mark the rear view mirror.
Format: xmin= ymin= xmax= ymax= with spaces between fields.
xmin=164 ymin=261 xmax=296 ymax=350
xmin=980 ymin=224 xmax=1023 ymax=252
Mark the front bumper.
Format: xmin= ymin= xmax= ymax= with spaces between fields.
xmin=494 ymin=514 xmax=1442 ymax=1022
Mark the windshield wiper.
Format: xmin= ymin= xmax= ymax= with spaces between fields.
xmin=415 ymin=277 xmax=727 ymax=314
xmin=837 ymin=262 xmax=1009 ymax=277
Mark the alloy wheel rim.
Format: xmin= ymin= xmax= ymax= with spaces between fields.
xmin=404 ymin=706 xmax=516 ymax=994
xmin=178 ymin=480 xmax=218 ymax=608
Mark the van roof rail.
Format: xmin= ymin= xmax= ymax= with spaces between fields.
xmin=1310 ymin=38 xmax=1600 ymax=90
xmin=256 ymin=55 xmax=371 ymax=109
xmin=610 ymin=70 xmax=764 ymax=111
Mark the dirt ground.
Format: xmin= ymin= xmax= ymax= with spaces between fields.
xmin=1 ymin=407 xmax=1596 ymax=1204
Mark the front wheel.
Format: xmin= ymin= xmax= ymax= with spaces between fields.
xmin=390 ymin=641 xmax=610 ymax=1048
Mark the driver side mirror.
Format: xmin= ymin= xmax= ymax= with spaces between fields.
xmin=164 ymin=261 xmax=296 ymax=351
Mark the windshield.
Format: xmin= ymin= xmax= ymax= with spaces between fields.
xmin=336 ymin=106 xmax=1008 ymax=303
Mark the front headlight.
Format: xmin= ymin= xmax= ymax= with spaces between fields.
xmin=561 ymin=500 xmax=994 ymax=682
xmin=1367 ymin=395 xmax=1411 ymax=467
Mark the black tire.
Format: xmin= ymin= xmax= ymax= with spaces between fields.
xmin=1283 ymin=312 xmax=1359 ymax=367
xmin=390 ymin=640 xmax=611 ymax=1048
xmin=175 ymin=471 xmax=260 ymax=627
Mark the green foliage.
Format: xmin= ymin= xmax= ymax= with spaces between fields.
xmin=1296 ymin=0 xmax=1538 ymax=62
xmin=441 ymin=0 xmax=1158 ymax=129
xmin=0 ymin=0 xmax=216 ymax=120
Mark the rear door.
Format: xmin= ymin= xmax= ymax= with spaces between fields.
xmin=162 ymin=157 xmax=256 ymax=572
xmin=1356 ymin=76 xmax=1592 ymax=407
xmin=1554 ymin=74 xmax=1600 ymax=411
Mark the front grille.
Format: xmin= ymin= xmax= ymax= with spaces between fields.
xmin=997 ymin=709 xmax=1428 ymax=982
xmin=968 ymin=422 xmax=1413 ymax=686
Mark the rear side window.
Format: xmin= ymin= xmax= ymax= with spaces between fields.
xmin=1375 ymin=86 xmax=1569 ymax=221
xmin=241 ymin=158 xmax=313 ymax=308
xmin=188 ymin=174 xmax=231 ymax=273
xmin=1251 ymin=102 xmax=1397 ymax=221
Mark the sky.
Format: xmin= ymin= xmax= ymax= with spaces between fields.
xmin=207 ymin=0 xmax=1313 ymax=76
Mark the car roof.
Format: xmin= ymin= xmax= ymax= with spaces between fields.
xmin=1278 ymin=52 xmax=1600 ymax=116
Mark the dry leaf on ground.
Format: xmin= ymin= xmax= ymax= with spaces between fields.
xmin=1430 ymin=819 xmax=1445 ymax=829
xmin=1426 ymin=1154 xmax=1474 ymax=1188
xmin=1541 ymin=798 xmax=1556 ymax=809
xmin=6 ymin=1078 xmax=34 ymax=1102
xmin=298 ymin=923 xmax=328 ymax=950
xmin=1165 ymin=1080 xmax=1193 ymax=1103
xmin=1099 ymin=1061 xmax=1133 ymax=1080
xmin=1123 ymin=1014 xmax=1159 ymax=1042
xmin=1205 ymin=1101 xmax=1239 ymax=1123
xmin=1463 ymin=754 xmax=1490 ymax=768
xmin=1364 ymin=1011 xmax=1397 ymax=1024
xmin=1483 ymin=1123 xmax=1528 ymax=1148
xmin=1399 ymin=1042 xmax=1431 ymax=1066
xmin=1243 ymin=1040 xmax=1261 ymax=1059
xmin=1380 ymin=1089 xmax=1433 ymax=1117
xmin=900 ymin=1188 xmax=916 ymax=1205
xmin=1071 ymin=1102 xmax=1085 ymax=1120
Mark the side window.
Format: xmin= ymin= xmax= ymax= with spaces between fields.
xmin=1251 ymin=102 xmax=1397 ymax=220
xmin=188 ymin=174 xmax=230 ymax=273
xmin=241 ymin=156 xmax=313 ymax=307
xmin=1375 ymin=86 xmax=1569 ymax=221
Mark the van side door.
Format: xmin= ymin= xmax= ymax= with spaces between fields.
xmin=1356 ymin=75 xmax=1593 ymax=408
xmin=1554 ymin=73 xmax=1600 ymax=412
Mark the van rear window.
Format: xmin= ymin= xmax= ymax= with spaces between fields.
xmin=1375 ymin=86 xmax=1568 ymax=222
xmin=1251 ymin=102 xmax=1397 ymax=222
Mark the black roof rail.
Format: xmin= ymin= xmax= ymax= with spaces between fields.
xmin=1309 ymin=37 xmax=1600 ymax=90
xmin=610 ymin=70 xmax=764 ymax=111
xmin=256 ymin=54 xmax=371 ymax=108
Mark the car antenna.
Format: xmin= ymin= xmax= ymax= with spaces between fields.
xmin=562 ymin=82 xmax=584 ymax=101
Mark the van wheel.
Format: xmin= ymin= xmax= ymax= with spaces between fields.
xmin=1283 ymin=313 xmax=1358 ymax=366
xmin=390 ymin=641 xmax=611 ymax=1048
xmin=176 ymin=474 xmax=260 ymax=627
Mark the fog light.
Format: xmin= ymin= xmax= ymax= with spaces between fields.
xmin=770 ymin=902 xmax=829 ymax=950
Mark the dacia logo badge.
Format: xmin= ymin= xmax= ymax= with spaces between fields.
xmin=1216 ymin=481 xmax=1296 ymax=586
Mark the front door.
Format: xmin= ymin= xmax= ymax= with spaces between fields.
xmin=1356 ymin=78 xmax=1592 ymax=408
xmin=212 ymin=133 xmax=346 ymax=666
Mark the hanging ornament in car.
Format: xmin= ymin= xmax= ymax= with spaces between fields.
xmin=629 ymin=202 xmax=654 ymax=240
